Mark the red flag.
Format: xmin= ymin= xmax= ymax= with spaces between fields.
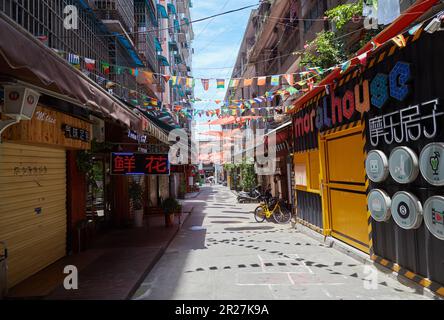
xmin=201 ymin=79 xmax=209 ymax=91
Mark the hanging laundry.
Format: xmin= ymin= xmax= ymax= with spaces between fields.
xmin=377 ymin=0 xmax=400 ymax=26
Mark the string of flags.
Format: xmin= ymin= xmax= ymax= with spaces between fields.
xmin=48 ymin=47 xmax=330 ymax=90
xmin=44 ymin=20 xmax=425 ymax=121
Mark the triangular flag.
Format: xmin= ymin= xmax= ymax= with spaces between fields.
xmin=284 ymin=74 xmax=295 ymax=86
xmin=357 ymin=52 xmax=368 ymax=66
xmin=163 ymin=75 xmax=171 ymax=82
xmin=137 ymin=71 xmax=153 ymax=85
xmin=201 ymin=79 xmax=209 ymax=91
xmin=392 ymin=34 xmax=407 ymax=48
xmin=172 ymin=76 xmax=178 ymax=85
xmin=408 ymin=22 xmax=423 ymax=36
xmin=257 ymin=76 xmax=267 ymax=86
xmin=340 ymin=60 xmax=351 ymax=74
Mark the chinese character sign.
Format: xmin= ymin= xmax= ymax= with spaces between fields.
xmin=111 ymin=153 xmax=170 ymax=175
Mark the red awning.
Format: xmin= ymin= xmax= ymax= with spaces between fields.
xmin=0 ymin=13 xmax=141 ymax=129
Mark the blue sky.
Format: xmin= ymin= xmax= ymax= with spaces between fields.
xmin=190 ymin=0 xmax=258 ymax=137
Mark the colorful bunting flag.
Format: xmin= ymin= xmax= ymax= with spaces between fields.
xmin=163 ymin=75 xmax=171 ymax=82
xmin=392 ymin=34 xmax=407 ymax=48
xmin=100 ymin=61 xmax=110 ymax=75
xmin=284 ymin=74 xmax=295 ymax=86
xmin=172 ymin=76 xmax=178 ymax=85
xmin=84 ymin=58 xmax=96 ymax=71
xmin=216 ymin=79 xmax=225 ymax=89
xmin=243 ymin=78 xmax=253 ymax=87
xmin=340 ymin=60 xmax=351 ymax=74
xmin=68 ymin=53 xmax=80 ymax=68
xmin=308 ymin=67 xmax=324 ymax=76
xmin=408 ymin=22 xmax=423 ymax=36
xmin=201 ymin=79 xmax=209 ymax=91
xmin=257 ymin=76 xmax=267 ymax=86
xmin=270 ymin=75 xmax=280 ymax=86
xmin=186 ymin=77 xmax=193 ymax=88
xmin=229 ymin=79 xmax=239 ymax=87
xmin=357 ymin=52 xmax=368 ymax=66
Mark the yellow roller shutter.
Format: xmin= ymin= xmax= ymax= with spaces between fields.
xmin=0 ymin=143 xmax=66 ymax=288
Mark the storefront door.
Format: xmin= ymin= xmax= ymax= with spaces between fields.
xmin=0 ymin=143 xmax=67 ymax=287
xmin=320 ymin=124 xmax=370 ymax=253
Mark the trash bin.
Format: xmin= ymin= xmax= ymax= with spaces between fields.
xmin=0 ymin=241 xmax=7 ymax=299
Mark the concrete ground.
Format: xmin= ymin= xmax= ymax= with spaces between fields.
xmin=132 ymin=185 xmax=435 ymax=300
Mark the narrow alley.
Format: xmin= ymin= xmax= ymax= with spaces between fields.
xmin=132 ymin=185 xmax=431 ymax=300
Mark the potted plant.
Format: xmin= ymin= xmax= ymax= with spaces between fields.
xmin=161 ymin=197 xmax=180 ymax=227
xmin=178 ymin=182 xmax=186 ymax=199
xmin=129 ymin=181 xmax=144 ymax=227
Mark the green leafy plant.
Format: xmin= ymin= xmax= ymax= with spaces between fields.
xmin=128 ymin=180 xmax=144 ymax=211
xmin=326 ymin=0 xmax=363 ymax=31
xmin=300 ymin=31 xmax=347 ymax=72
xmin=161 ymin=197 xmax=181 ymax=215
xmin=239 ymin=161 xmax=256 ymax=191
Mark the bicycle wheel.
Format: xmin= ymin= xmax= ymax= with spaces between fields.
xmin=254 ymin=206 xmax=267 ymax=223
xmin=273 ymin=206 xmax=292 ymax=224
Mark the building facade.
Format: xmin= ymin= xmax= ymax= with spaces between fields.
xmin=0 ymin=0 xmax=194 ymax=291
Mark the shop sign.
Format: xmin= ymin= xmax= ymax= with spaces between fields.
xmin=365 ymin=150 xmax=389 ymax=183
xmin=423 ymin=196 xmax=444 ymax=240
xmin=388 ymin=146 xmax=419 ymax=184
xmin=128 ymin=130 xmax=148 ymax=143
xmin=368 ymin=98 xmax=443 ymax=147
xmin=35 ymin=110 xmax=56 ymax=124
xmin=111 ymin=152 xmax=170 ymax=175
xmin=62 ymin=124 xmax=90 ymax=142
xmin=294 ymin=61 xmax=412 ymax=137
xmin=368 ymin=189 xmax=391 ymax=222
xmin=391 ymin=191 xmax=423 ymax=230
xmin=14 ymin=165 xmax=48 ymax=177
xmin=419 ymin=142 xmax=444 ymax=186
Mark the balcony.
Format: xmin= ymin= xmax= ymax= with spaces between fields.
xmin=88 ymin=0 xmax=135 ymax=34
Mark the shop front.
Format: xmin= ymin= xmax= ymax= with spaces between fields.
xmin=0 ymin=105 xmax=91 ymax=288
xmin=291 ymin=21 xmax=444 ymax=293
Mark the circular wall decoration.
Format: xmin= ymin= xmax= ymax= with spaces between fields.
xmin=389 ymin=147 xmax=419 ymax=184
xmin=367 ymin=189 xmax=391 ymax=222
xmin=423 ymin=196 xmax=444 ymax=241
xmin=419 ymin=142 xmax=444 ymax=186
xmin=365 ymin=150 xmax=389 ymax=183
xmin=391 ymin=191 xmax=423 ymax=230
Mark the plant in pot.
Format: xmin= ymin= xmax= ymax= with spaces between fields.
xmin=129 ymin=181 xmax=145 ymax=227
xmin=178 ymin=182 xmax=186 ymax=199
xmin=161 ymin=197 xmax=180 ymax=227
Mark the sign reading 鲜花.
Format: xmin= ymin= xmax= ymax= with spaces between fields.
xmin=111 ymin=153 xmax=170 ymax=175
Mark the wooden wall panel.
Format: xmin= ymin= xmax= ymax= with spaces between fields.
xmin=2 ymin=105 xmax=91 ymax=150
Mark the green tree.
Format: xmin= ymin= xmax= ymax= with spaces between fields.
xmin=300 ymin=30 xmax=347 ymax=72
xmin=239 ymin=161 xmax=256 ymax=191
xmin=326 ymin=0 xmax=363 ymax=31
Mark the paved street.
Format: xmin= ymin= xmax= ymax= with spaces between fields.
xmin=132 ymin=185 xmax=432 ymax=300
